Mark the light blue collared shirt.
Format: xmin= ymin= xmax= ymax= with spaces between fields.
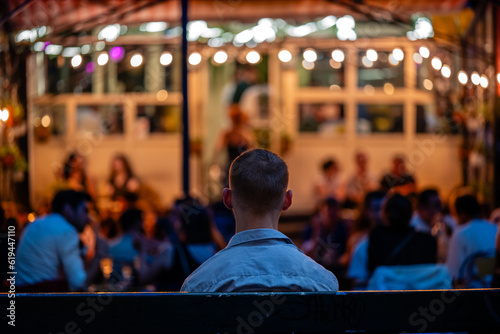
xmin=181 ymin=228 xmax=339 ymax=292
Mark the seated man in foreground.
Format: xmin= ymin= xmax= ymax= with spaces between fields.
xmin=182 ymin=149 xmax=339 ymax=292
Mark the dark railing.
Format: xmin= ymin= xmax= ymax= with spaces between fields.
xmin=1 ymin=289 xmax=500 ymax=333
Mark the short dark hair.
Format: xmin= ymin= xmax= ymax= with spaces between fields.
xmin=177 ymin=197 xmax=212 ymax=244
xmin=51 ymin=190 xmax=91 ymax=214
xmin=322 ymin=159 xmax=337 ymax=172
xmin=363 ymin=191 xmax=386 ymax=209
xmin=417 ymin=188 xmax=439 ymax=208
xmin=229 ymin=149 xmax=288 ymax=214
xmin=383 ymin=193 xmax=413 ymax=230
xmin=455 ymin=194 xmax=481 ymax=219
xmin=119 ymin=208 xmax=143 ymax=233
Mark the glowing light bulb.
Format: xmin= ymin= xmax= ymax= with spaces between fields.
xmin=419 ymin=46 xmax=430 ymax=58
xmin=431 ymin=57 xmax=442 ymax=70
xmin=303 ymin=49 xmax=317 ymax=62
xmin=440 ymin=65 xmax=451 ymax=78
xmin=331 ymin=49 xmax=345 ymax=62
xmin=366 ymin=49 xmax=378 ymax=62
xmin=480 ymin=75 xmax=488 ymax=88
xmin=246 ymin=51 xmax=261 ymax=64
xmin=458 ymin=71 xmax=468 ymax=85
xmin=160 ymin=52 xmax=173 ymax=66
xmin=130 ymin=54 xmax=143 ymax=67
xmin=213 ymin=50 xmax=228 ymax=64
xmin=71 ymin=55 xmax=82 ymax=68
xmin=97 ymin=52 xmax=109 ymax=66
xmin=188 ymin=52 xmax=202 ymax=65
xmin=471 ymin=72 xmax=480 ymax=85
xmin=278 ymin=50 xmax=292 ymax=63
xmin=392 ymin=48 xmax=404 ymax=61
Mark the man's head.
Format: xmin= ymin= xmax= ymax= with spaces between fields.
xmin=51 ymin=190 xmax=91 ymax=232
xmin=355 ymin=151 xmax=368 ymax=171
xmin=382 ymin=193 xmax=413 ymax=231
xmin=417 ymin=188 xmax=442 ymax=224
xmin=223 ymin=149 xmax=292 ymax=220
xmin=454 ymin=194 xmax=481 ymax=224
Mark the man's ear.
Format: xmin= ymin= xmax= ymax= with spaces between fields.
xmin=222 ymin=188 xmax=233 ymax=210
xmin=282 ymin=190 xmax=293 ymax=211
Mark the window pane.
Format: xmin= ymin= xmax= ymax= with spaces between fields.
xmin=77 ymin=105 xmax=124 ymax=135
xmin=299 ymin=103 xmax=344 ymax=134
xmin=416 ymin=104 xmax=458 ymax=134
xmin=136 ymin=105 xmax=180 ymax=135
xmin=299 ymin=49 xmax=345 ymax=88
xmin=357 ymin=104 xmax=404 ymax=134
xmin=33 ymin=104 xmax=66 ymax=140
xmin=358 ymin=50 xmax=404 ymax=88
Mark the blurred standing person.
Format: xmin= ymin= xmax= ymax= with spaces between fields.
xmin=107 ymin=153 xmax=140 ymax=201
xmin=214 ymin=106 xmax=254 ymax=187
xmin=313 ymin=158 xmax=346 ymax=205
xmin=380 ymin=154 xmax=416 ymax=195
xmin=345 ymin=151 xmax=378 ymax=208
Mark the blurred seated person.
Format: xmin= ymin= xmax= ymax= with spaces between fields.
xmin=368 ymin=193 xmax=437 ymax=275
xmin=380 ymin=154 xmax=416 ymax=195
xmin=137 ymin=198 xmax=225 ymax=291
xmin=107 ymin=208 xmax=144 ymax=279
xmin=411 ymin=189 xmax=455 ymax=263
xmin=107 ymin=153 xmax=140 ymax=201
xmin=210 ymin=200 xmax=236 ymax=243
xmin=314 ymin=158 xmax=346 ymax=205
xmin=182 ymin=149 xmax=338 ymax=292
xmin=16 ymin=190 xmax=106 ymax=291
xmin=55 ymin=151 xmax=97 ymax=200
xmin=302 ymin=197 xmax=348 ymax=271
xmin=346 ymin=191 xmax=386 ymax=289
xmin=345 ymin=151 xmax=378 ymax=208
xmin=446 ymin=194 xmax=498 ymax=284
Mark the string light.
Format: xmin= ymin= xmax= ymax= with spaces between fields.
xmin=441 ymin=65 xmax=451 ymax=78
xmin=419 ymin=46 xmax=430 ymax=58
xmin=480 ymin=75 xmax=489 ymax=88
xmin=423 ymin=79 xmax=433 ymax=90
xmin=471 ymin=72 xmax=480 ymax=85
xmin=366 ymin=49 xmax=378 ymax=62
xmin=392 ymin=48 xmax=404 ymax=61
xmin=302 ymin=60 xmax=314 ymax=70
xmin=71 ymin=55 xmax=83 ymax=68
xmin=188 ymin=52 xmax=202 ymax=65
xmin=246 ymin=51 xmax=261 ymax=64
xmin=278 ymin=50 xmax=292 ymax=63
xmin=303 ymin=49 xmax=317 ymax=62
xmin=431 ymin=57 xmax=442 ymax=70
xmin=160 ymin=52 xmax=173 ymax=66
xmin=331 ymin=49 xmax=345 ymax=62
xmin=213 ymin=50 xmax=228 ymax=64
xmin=97 ymin=52 xmax=109 ymax=66
xmin=458 ymin=71 xmax=468 ymax=85
xmin=413 ymin=53 xmax=423 ymax=64
xmin=130 ymin=54 xmax=143 ymax=67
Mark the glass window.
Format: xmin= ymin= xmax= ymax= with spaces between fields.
xmin=33 ymin=104 xmax=66 ymax=140
xmin=77 ymin=105 xmax=124 ymax=135
xmin=358 ymin=50 xmax=404 ymax=88
xmin=136 ymin=105 xmax=180 ymax=136
xmin=299 ymin=103 xmax=344 ymax=134
xmin=416 ymin=104 xmax=458 ymax=134
xmin=299 ymin=49 xmax=344 ymax=88
xmin=357 ymin=104 xmax=404 ymax=134
xmin=47 ymin=55 xmax=93 ymax=94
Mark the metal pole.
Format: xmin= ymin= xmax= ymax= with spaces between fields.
xmin=181 ymin=0 xmax=190 ymax=197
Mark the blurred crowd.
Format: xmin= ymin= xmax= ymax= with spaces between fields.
xmin=1 ymin=149 xmax=499 ymax=292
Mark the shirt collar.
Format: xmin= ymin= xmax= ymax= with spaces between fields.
xmin=227 ymin=228 xmax=292 ymax=247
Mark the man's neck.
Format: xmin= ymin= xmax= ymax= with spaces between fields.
xmin=234 ymin=210 xmax=280 ymax=234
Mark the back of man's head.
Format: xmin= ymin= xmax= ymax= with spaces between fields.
xmin=417 ymin=188 xmax=439 ymax=209
xmin=383 ymin=193 xmax=413 ymax=231
xmin=51 ymin=190 xmax=91 ymax=215
xmin=455 ymin=194 xmax=481 ymax=221
xmin=229 ymin=149 xmax=288 ymax=215
xmin=119 ymin=208 xmax=143 ymax=233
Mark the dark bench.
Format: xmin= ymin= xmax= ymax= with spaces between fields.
xmin=1 ymin=289 xmax=500 ymax=333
